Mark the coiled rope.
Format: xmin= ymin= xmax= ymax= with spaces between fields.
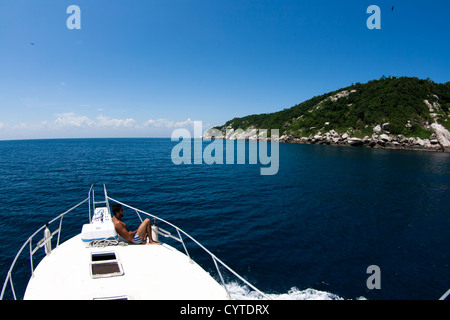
xmin=88 ymin=239 xmax=128 ymax=248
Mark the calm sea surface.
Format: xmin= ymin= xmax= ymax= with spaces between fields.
xmin=0 ymin=138 xmax=449 ymax=300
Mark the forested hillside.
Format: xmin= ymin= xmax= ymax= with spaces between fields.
xmin=217 ymin=77 xmax=450 ymax=140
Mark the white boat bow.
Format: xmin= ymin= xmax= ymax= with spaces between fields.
xmin=1 ymin=185 xmax=270 ymax=300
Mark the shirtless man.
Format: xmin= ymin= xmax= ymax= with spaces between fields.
xmin=112 ymin=204 xmax=160 ymax=245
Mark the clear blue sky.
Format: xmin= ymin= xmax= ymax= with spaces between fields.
xmin=0 ymin=0 xmax=449 ymax=139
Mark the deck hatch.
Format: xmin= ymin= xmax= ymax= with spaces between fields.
xmin=90 ymin=251 xmax=124 ymax=279
xmin=91 ymin=252 xmax=117 ymax=262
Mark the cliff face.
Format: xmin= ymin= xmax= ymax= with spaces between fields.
xmin=209 ymin=77 xmax=450 ymax=152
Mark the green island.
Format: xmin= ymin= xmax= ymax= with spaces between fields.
xmin=208 ymin=76 xmax=450 ymax=152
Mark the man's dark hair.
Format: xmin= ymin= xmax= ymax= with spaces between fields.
xmin=111 ymin=204 xmax=122 ymax=216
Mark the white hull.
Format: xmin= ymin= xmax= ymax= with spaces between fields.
xmin=24 ymin=234 xmax=230 ymax=300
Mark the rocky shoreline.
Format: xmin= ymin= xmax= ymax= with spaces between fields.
xmin=203 ymin=122 xmax=450 ymax=153
xmin=277 ymin=130 xmax=449 ymax=153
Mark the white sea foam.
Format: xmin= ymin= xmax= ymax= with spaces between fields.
xmin=226 ymin=282 xmax=366 ymax=300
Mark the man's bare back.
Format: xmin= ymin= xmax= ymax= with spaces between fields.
xmin=112 ymin=205 xmax=160 ymax=245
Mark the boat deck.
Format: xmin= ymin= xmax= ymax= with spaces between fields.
xmin=24 ymin=235 xmax=230 ymax=300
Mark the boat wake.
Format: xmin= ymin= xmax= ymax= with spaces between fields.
xmin=226 ymin=282 xmax=366 ymax=300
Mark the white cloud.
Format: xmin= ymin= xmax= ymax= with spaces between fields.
xmin=0 ymin=113 xmax=203 ymax=140
xmin=143 ymin=118 xmax=195 ymax=128
xmin=96 ymin=115 xmax=136 ymax=128
xmin=13 ymin=122 xmax=36 ymax=129
xmin=53 ymin=112 xmax=95 ymax=128
xmin=47 ymin=113 xmax=138 ymax=129
xmin=174 ymin=118 xmax=195 ymax=128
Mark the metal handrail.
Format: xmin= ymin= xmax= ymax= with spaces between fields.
xmin=1 ymin=185 xmax=271 ymax=300
xmin=0 ymin=197 xmax=90 ymax=300
xmin=108 ymin=195 xmax=271 ymax=300
xmin=439 ymin=288 xmax=450 ymax=300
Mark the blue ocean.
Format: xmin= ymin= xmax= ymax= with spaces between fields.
xmin=0 ymin=138 xmax=449 ymax=300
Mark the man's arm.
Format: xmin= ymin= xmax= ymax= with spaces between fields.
xmin=114 ymin=220 xmax=136 ymax=243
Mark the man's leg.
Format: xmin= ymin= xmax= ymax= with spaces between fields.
xmin=137 ymin=219 xmax=160 ymax=245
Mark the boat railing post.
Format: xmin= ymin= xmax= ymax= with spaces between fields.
xmin=56 ymin=216 xmax=64 ymax=248
xmin=9 ymin=275 xmax=16 ymax=300
xmin=177 ymin=229 xmax=191 ymax=262
xmin=92 ymin=186 xmax=96 ymax=215
xmin=135 ymin=209 xmax=143 ymax=223
xmin=103 ymin=184 xmax=111 ymax=216
xmin=88 ymin=185 xmax=93 ymax=223
xmin=29 ymin=240 xmax=34 ymax=278
xmin=0 ymin=274 xmax=7 ymax=299
xmin=212 ymin=256 xmax=231 ymax=299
